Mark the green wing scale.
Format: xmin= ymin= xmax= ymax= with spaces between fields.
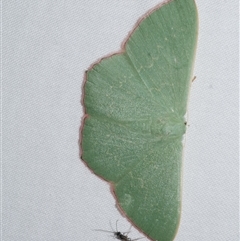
xmin=81 ymin=0 xmax=198 ymax=240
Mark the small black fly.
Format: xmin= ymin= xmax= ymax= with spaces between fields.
xmin=94 ymin=220 xmax=143 ymax=241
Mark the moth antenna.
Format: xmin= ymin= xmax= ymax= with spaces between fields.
xmin=125 ymin=224 xmax=132 ymax=235
xmin=115 ymin=219 xmax=119 ymax=232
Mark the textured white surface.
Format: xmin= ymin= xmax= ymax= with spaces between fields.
xmin=3 ymin=0 xmax=238 ymax=240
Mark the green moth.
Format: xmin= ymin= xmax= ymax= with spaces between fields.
xmin=81 ymin=0 xmax=198 ymax=240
